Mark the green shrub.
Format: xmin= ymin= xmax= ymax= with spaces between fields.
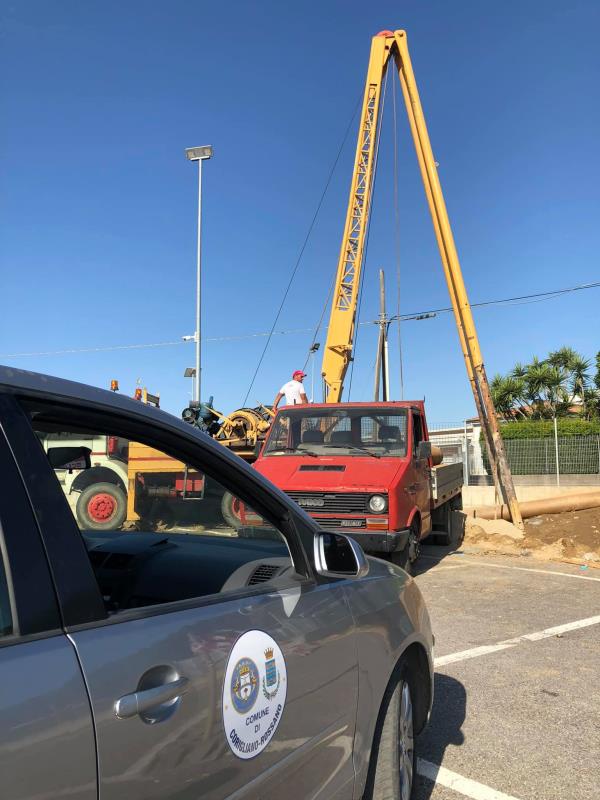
xmin=497 ymin=419 xmax=600 ymax=439
xmin=479 ymin=421 xmax=600 ymax=475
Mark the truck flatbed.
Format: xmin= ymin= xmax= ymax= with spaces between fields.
xmin=431 ymin=462 xmax=463 ymax=509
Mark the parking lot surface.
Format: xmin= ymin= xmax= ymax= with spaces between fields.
xmin=413 ymin=547 xmax=600 ymax=800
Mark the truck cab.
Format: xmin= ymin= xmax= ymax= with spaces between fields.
xmin=254 ymin=401 xmax=462 ymax=571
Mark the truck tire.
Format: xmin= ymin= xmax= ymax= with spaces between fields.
xmin=391 ymin=521 xmax=420 ymax=575
xmin=435 ymin=494 xmax=463 ymax=547
xmin=364 ymin=658 xmax=416 ymax=800
xmin=221 ymin=491 xmax=242 ymax=530
xmin=76 ymin=483 xmax=127 ymax=531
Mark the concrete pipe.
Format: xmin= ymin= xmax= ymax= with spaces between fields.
xmin=466 ymin=491 xmax=600 ymax=521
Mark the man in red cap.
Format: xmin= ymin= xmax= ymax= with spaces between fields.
xmin=273 ymin=370 xmax=309 ymax=410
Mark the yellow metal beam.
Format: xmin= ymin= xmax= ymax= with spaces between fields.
xmin=321 ymin=34 xmax=392 ymax=403
xmin=392 ymin=30 xmax=522 ymax=528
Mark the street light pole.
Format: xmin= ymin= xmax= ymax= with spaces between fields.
xmin=185 ymin=145 xmax=213 ymax=403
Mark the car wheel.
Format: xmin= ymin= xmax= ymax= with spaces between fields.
xmin=76 ymin=482 xmax=127 ymax=530
xmin=365 ymin=664 xmax=416 ymax=800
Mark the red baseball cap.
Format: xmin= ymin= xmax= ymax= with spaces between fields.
xmin=293 ymin=370 xmax=307 ymax=380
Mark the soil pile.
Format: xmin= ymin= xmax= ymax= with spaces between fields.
xmin=463 ymin=506 xmax=600 ymax=564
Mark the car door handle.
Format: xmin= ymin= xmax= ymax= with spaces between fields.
xmin=115 ymin=676 xmax=190 ymax=720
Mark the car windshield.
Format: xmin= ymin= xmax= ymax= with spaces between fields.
xmin=264 ymin=407 xmax=408 ymax=458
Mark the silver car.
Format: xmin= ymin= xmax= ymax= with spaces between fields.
xmin=0 ymin=366 xmax=433 ymax=800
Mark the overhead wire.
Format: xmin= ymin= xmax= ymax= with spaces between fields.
xmin=240 ymin=94 xmax=362 ymax=407
xmin=2 ymin=280 xmax=598 ymax=359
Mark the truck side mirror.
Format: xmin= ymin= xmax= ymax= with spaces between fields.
xmin=47 ymin=446 xmax=91 ymax=471
xmin=313 ymin=532 xmax=369 ymax=579
xmin=416 ymin=440 xmax=432 ymax=461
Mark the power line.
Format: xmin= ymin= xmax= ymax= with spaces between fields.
xmin=241 ymin=94 xmax=362 ymax=407
xmin=2 ymin=280 xmax=598 ymax=359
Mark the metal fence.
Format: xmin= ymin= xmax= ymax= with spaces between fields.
xmin=428 ymin=422 xmax=600 ymax=487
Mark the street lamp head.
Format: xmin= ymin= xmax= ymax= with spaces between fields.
xmin=185 ymin=145 xmax=213 ymax=161
xmin=184 ymin=367 xmax=197 ymax=378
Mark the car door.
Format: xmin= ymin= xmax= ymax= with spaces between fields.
xmin=6 ymin=395 xmax=358 ymax=800
xmin=0 ymin=409 xmax=97 ymax=800
xmin=409 ymin=410 xmax=432 ymax=535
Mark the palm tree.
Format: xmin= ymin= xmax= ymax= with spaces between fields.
xmin=492 ymin=347 xmax=593 ymax=420
xmin=490 ymin=374 xmax=527 ymax=420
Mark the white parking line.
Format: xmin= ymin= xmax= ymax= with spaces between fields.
xmin=417 ymin=758 xmax=522 ymax=800
xmin=452 ymin=559 xmax=600 ymax=583
xmin=435 ymin=613 xmax=600 ymax=667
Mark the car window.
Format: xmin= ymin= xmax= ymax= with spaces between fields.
xmin=0 ymin=548 xmax=13 ymax=637
xmin=34 ymin=424 xmax=297 ymax=615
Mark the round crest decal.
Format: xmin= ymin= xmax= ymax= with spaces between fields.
xmin=222 ymin=630 xmax=287 ymax=759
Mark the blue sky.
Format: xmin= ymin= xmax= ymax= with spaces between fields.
xmin=1 ymin=0 xmax=599 ymax=424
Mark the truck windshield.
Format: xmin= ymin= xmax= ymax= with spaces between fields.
xmin=264 ymin=407 xmax=408 ymax=458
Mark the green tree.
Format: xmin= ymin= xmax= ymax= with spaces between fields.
xmin=492 ymin=346 xmax=595 ymax=420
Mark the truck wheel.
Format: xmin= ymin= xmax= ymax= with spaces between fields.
xmin=391 ymin=522 xmax=420 ymax=575
xmin=435 ymin=494 xmax=463 ymax=548
xmin=221 ymin=492 xmax=242 ymax=530
xmin=364 ymin=659 xmax=416 ymax=800
xmin=76 ymin=483 xmax=127 ymax=530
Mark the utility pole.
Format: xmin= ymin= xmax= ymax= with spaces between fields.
xmin=374 ymin=270 xmax=390 ymax=401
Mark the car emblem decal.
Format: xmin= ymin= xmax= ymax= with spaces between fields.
xmin=223 ymin=631 xmax=287 ymax=759
xmin=230 ymin=658 xmax=259 ymax=714
xmin=262 ymin=648 xmax=281 ymax=700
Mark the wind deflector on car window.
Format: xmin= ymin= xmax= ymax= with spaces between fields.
xmin=298 ymin=465 xmax=345 ymax=472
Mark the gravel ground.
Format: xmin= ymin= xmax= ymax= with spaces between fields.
xmin=411 ymin=545 xmax=600 ymax=800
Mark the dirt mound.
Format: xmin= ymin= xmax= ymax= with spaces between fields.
xmin=463 ymin=506 xmax=600 ymax=565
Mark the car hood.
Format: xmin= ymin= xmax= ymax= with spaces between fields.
xmin=254 ymin=456 xmax=408 ymax=492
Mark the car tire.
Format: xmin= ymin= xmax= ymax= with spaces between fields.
xmin=364 ymin=661 xmax=416 ymax=800
xmin=76 ymin=482 xmax=127 ymax=530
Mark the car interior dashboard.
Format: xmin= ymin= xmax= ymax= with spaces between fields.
xmin=82 ymin=530 xmax=296 ymax=613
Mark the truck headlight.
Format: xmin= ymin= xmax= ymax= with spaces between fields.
xmin=368 ymin=494 xmax=388 ymax=513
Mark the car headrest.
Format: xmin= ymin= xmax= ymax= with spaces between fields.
xmin=379 ymin=425 xmax=400 ymax=441
xmin=302 ymin=429 xmax=324 ymax=444
xmin=330 ymin=431 xmax=353 ymax=444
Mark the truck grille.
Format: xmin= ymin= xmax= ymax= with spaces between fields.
xmin=286 ymin=491 xmax=378 ymax=514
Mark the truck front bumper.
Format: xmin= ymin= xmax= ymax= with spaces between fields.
xmin=341 ymin=528 xmax=410 ymax=555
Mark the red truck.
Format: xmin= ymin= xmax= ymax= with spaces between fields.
xmin=253 ymin=401 xmax=463 ymax=572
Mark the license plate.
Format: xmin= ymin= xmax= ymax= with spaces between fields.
xmin=341 ymin=520 xmax=363 ymax=527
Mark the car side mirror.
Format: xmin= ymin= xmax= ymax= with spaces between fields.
xmin=416 ymin=440 xmax=432 ymax=461
xmin=314 ymin=532 xmax=369 ymax=579
xmin=47 ymin=446 xmax=91 ymax=471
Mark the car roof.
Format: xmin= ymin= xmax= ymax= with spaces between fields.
xmin=0 ymin=363 xmax=225 ymax=456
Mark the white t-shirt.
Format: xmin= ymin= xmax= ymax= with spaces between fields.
xmin=279 ymin=380 xmax=307 ymax=405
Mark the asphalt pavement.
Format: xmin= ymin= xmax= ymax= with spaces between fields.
xmin=412 ymin=546 xmax=600 ymax=800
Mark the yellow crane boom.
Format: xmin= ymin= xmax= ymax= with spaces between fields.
xmin=321 ymin=29 xmax=523 ymax=529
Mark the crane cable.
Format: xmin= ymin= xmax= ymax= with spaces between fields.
xmin=347 ymin=63 xmax=390 ymax=400
xmin=241 ymin=95 xmax=362 ymax=407
xmin=392 ymin=67 xmax=404 ymax=399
